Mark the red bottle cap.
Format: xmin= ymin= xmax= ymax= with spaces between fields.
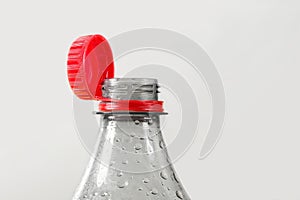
xmin=67 ymin=34 xmax=164 ymax=113
xmin=67 ymin=34 xmax=114 ymax=100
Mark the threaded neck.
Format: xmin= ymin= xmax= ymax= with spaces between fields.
xmin=102 ymin=78 xmax=159 ymax=100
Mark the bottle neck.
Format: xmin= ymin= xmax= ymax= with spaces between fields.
xmin=95 ymin=113 xmax=169 ymax=174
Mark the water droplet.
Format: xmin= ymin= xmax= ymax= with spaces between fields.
xmin=121 ymin=146 xmax=126 ymax=150
xmin=143 ymin=178 xmax=150 ymax=183
xmin=117 ymin=181 xmax=129 ymax=188
xmin=117 ymin=172 xmax=123 ymax=177
xmin=101 ymin=192 xmax=108 ymax=197
xmin=134 ymin=143 xmax=142 ymax=150
xmin=160 ymin=171 xmax=168 ymax=180
xmin=122 ymin=160 xmax=128 ymax=165
xmin=93 ymin=192 xmax=98 ymax=196
xmin=173 ymin=173 xmax=179 ymax=183
xmin=134 ymin=120 xmax=140 ymax=125
xmin=115 ymin=138 xmax=120 ymax=142
xmin=159 ymin=140 xmax=165 ymax=149
xmin=150 ymin=188 xmax=158 ymax=195
xmin=176 ymin=190 xmax=183 ymax=199
xmin=138 ymin=187 xmax=143 ymax=191
xmin=148 ymin=119 xmax=153 ymax=125
xmin=136 ymin=160 xmax=140 ymax=164
xmin=82 ymin=195 xmax=88 ymax=199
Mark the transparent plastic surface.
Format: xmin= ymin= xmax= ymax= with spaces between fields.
xmin=73 ymin=114 xmax=191 ymax=200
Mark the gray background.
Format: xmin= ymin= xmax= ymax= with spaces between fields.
xmin=0 ymin=0 xmax=300 ymax=199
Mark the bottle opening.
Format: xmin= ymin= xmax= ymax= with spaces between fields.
xmin=98 ymin=78 xmax=165 ymax=113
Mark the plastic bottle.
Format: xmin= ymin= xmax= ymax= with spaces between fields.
xmin=67 ymin=34 xmax=191 ymax=200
